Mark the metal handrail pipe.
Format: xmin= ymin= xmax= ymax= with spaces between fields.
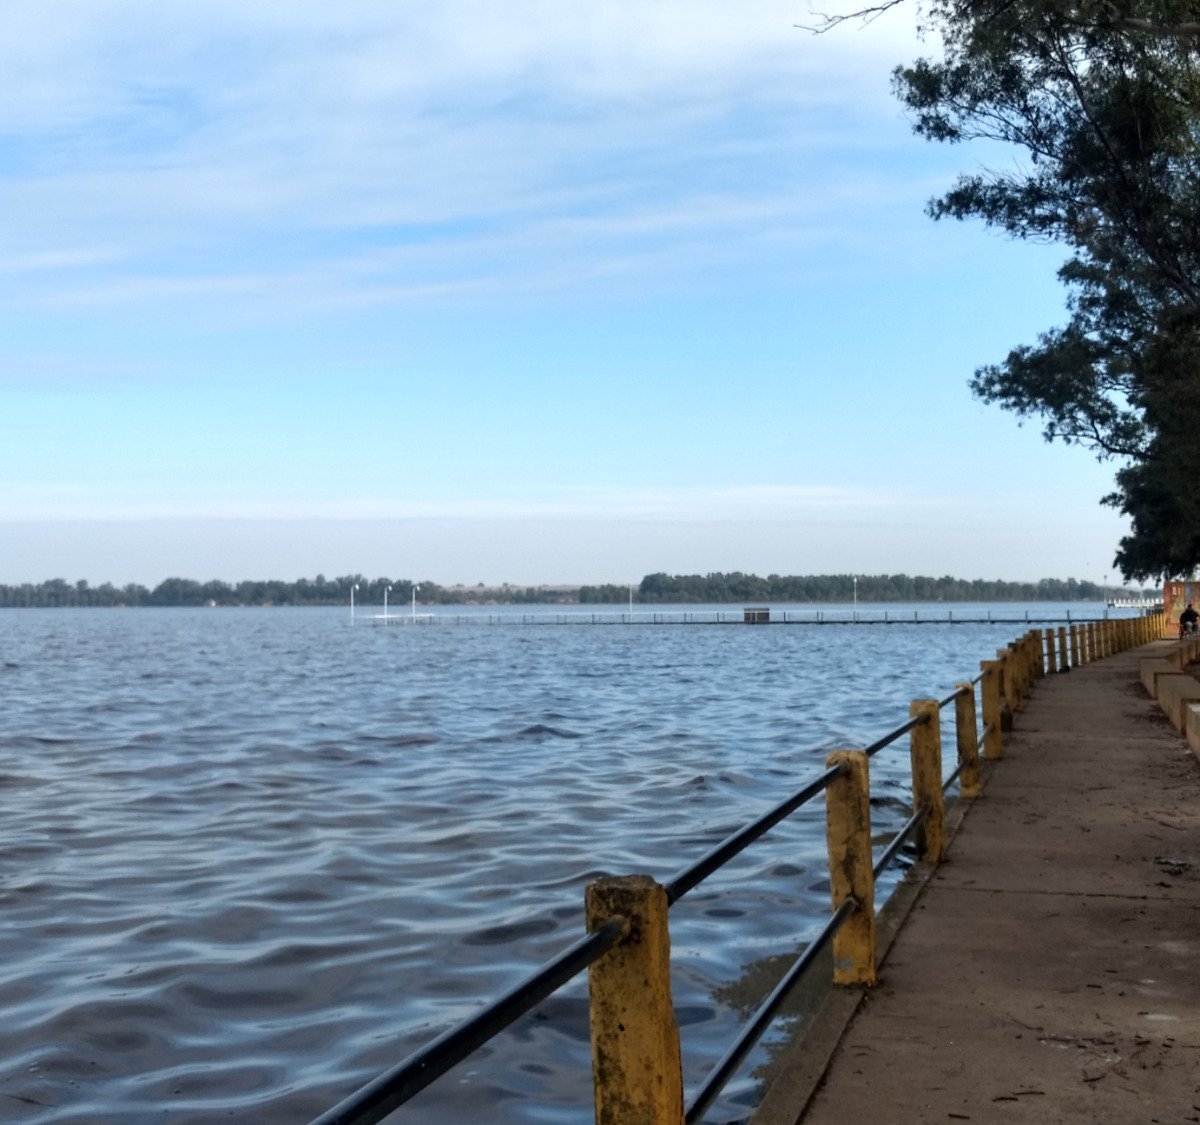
xmin=970 ymin=669 xmax=985 ymax=685
xmin=663 ymin=763 xmax=848 ymax=906
xmin=937 ymin=685 xmax=969 ymax=708
xmin=683 ymin=897 xmax=858 ymax=1124
xmin=942 ymin=760 xmax=965 ymax=792
xmin=863 ymin=712 xmax=929 ymax=759
xmin=872 ymin=802 xmax=930 ymax=880
xmin=309 ymin=917 xmax=627 ymax=1125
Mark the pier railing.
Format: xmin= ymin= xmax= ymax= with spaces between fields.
xmin=311 ymin=612 xmax=1160 ymax=1125
xmin=361 ymin=607 xmax=1119 ymax=627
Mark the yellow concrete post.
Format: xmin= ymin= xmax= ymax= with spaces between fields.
xmin=1069 ymin=624 xmax=1081 ymax=668
xmin=998 ymin=647 xmax=1019 ymax=722
xmin=1019 ymin=634 xmax=1033 ymax=695
xmin=1057 ymin=626 xmax=1070 ymax=671
xmin=824 ymin=751 xmax=875 ymax=987
xmin=585 ymin=875 xmax=684 ymax=1125
xmin=1043 ymin=628 xmax=1056 ymax=678
xmin=980 ymin=660 xmax=1004 ymax=760
xmin=954 ymin=683 xmax=982 ymax=798
xmin=909 ymin=699 xmax=945 ymax=863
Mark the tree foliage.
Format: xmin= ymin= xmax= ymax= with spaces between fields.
xmin=888 ymin=0 xmax=1200 ymax=576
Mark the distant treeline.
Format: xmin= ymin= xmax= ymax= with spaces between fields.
xmin=582 ymin=572 xmax=1151 ymax=604
xmin=0 ymin=572 xmax=1154 ymax=608
xmin=0 ymin=576 xmax=572 ymax=608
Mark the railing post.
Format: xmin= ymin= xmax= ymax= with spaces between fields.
xmin=954 ymin=683 xmax=982 ymax=797
xmin=1069 ymin=624 xmax=1080 ymax=668
xmin=980 ymin=660 xmax=1004 ymax=760
xmin=824 ymin=751 xmax=875 ymax=987
xmin=1033 ymin=630 xmax=1045 ymax=680
xmin=1057 ymin=625 xmax=1070 ymax=671
xmin=585 ymin=876 xmax=684 ymax=1125
xmin=998 ymin=647 xmax=1020 ymax=716
xmin=1018 ymin=634 xmax=1031 ymax=694
xmin=1085 ymin=622 xmax=1096 ymax=663
xmin=909 ymin=699 xmax=944 ymax=862
xmin=1042 ymin=628 xmax=1056 ymax=678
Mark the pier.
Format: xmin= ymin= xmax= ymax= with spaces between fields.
xmin=359 ymin=608 xmax=1133 ymax=627
xmin=758 ymin=635 xmax=1200 ymax=1124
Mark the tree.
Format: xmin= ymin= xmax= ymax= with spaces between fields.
xmin=884 ymin=0 xmax=1200 ymax=575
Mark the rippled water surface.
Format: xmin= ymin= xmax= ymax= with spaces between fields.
xmin=0 ymin=604 xmax=1120 ymax=1122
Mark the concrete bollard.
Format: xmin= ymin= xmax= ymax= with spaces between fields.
xmin=909 ymin=699 xmax=945 ymax=863
xmin=954 ymin=683 xmax=982 ymax=798
xmin=1043 ymin=628 xmax=1057 ymax=678
xmin=998 ymin=647 xmax=1020 ymax=717
xmin=824 ymin=751 xmax=875 ymax=987
xmin=980 ymin=660 xmax=1004 ymax=760
xmin=585 ymin=875 xmax=684 ymax=1125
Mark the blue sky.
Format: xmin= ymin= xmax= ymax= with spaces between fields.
xmin=2 ymin=1 xmax=1135 ymax=588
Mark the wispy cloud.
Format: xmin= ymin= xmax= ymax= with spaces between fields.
xmin=0 ymin=2 xmax=924 ymax=314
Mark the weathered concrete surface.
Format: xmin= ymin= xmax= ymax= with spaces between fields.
xmin=1140 ymin=656 xmax=1184 ymax=695
xmin=782 ymin=641 xmax=1200 ymax=1125
xmin=1156 ymin=673 xmax=1200 ymax=734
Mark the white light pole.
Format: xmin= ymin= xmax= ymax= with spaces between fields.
xmin=853 ymin=576 xmax=858 ymax=623
xmin=350 ymin=582 xmax=359 ymax=624
xmin=411 ymin=584 xmax=419 ymax=619
xmin=384 ymin=584 xmax=392 ymax=619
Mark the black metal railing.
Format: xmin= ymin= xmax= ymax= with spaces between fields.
xmin=683 ymin=898 xmax=858 ymax=1123
xmin=310 ymin=919 xmax=626 ymax=1125
xmin=663 ymin=762 xmax=849 ymax=905
xmin=311 ymin=666 xmax=994 ymax=1124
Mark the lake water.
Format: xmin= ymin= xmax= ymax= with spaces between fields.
xmin=0 ymin=603 xmax=1132 ymax=1123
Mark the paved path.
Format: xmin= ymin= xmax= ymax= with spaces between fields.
xmin=794 ymin=640 xmax=1200 ymax=1124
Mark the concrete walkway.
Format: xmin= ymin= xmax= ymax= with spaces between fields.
xmin=777 ymin=641 xmax=1200 ymax=1124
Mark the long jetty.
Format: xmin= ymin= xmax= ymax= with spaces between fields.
xmin=360 ymin=608 xmax=1123 ymax=627
xmin=757 ymin=628 xmax=1200 ymax=1123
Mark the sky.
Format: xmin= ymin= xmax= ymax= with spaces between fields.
xmin=1 ymin=1 xmax=1138 ymax=589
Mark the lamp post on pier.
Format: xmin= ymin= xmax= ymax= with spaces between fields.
xmin=350 ymin=582 xmax=359 ymax=624
xmin=384 ymin=584 xmax=392 ymax=620
xmin=412 ymin=585 xmax=419 ymax=620
xmin=853 ymin=576 xmax=858 ymax=623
